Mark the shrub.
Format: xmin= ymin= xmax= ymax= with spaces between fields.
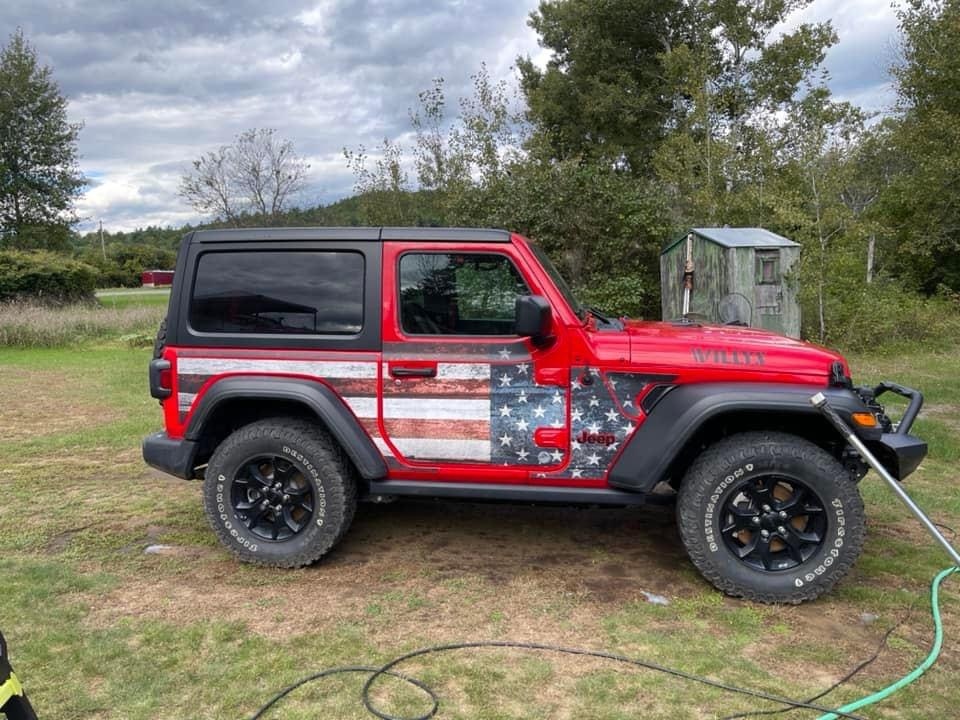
xmin=822 ymin=280 xmax=960 ymax=352
xmin=0 ymin=250 xmax=98 ymax=302
xmin=78 ymin=243 xmax=177 ymax=288
xmin=577 ymin=275 xmax=647 ymax=318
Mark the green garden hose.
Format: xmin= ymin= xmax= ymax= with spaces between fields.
xmin=816 ymin=566 xmax=958 ymax=720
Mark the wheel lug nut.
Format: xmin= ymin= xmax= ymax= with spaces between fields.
xmin=760 ymin=529 xmax=769 ymax=538
xmin=751 ymin=516 xmax=761 ymax=525
xmin=762 ymin=505 xmax=772 ymax=513
xmin=778 ymin=526 xmax=787 ymax=534
xmin=779 ymin=511 xmax=788 ymax=519
xmin=282 ymin=494 xmax=290 ymax=503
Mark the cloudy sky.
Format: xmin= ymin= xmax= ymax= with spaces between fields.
xmin=1 ymin=0 xmax=902 ymax=233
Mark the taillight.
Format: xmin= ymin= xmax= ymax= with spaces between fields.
xmin=149 ymin=358 xmax=172 ymax=400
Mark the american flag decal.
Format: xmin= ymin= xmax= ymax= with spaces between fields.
xmin=382 ymin=344 xmax=565 ymax=466
xmin=539 ymin=369 xmax=666 ymax=480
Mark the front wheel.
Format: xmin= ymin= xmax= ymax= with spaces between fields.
xmin=202 ymin=418 xmax=357 ymax=568
xmin=676 ymin=432 xmax=865 ymax=604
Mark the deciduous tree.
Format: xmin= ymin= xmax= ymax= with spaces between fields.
xmin=180 ymin=128 xmax=309 ymax=225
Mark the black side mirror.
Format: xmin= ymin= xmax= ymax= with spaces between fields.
xmin=515 ymin=295 xmax=552 ymax=343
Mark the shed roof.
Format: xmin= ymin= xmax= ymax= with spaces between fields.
xmin=662 ymin=227 xmax=799 ymax=253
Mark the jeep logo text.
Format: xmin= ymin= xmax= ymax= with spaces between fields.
xmin=576 ymin=430 xmax=617 ymax=446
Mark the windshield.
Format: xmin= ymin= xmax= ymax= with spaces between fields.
xmin=526 ymin=240 xmax=586 ymax=321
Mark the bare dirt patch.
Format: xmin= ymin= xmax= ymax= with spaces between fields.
xmin=83 ymin=501 xmax=701 ymax=643
xmin=920 ymin=403 xmax=960 ymax=433
xmin=0 ymin=369 xmax=118 ymax=442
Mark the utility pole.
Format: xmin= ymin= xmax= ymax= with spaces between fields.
xmin=99 ymin=220 xmax=106 ymax=261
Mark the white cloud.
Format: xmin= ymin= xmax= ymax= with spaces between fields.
xmin=2 ymin=0 xmax=899 ymax=232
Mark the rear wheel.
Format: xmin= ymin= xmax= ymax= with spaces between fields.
xmin=676 ymin=432 xmax=865 ymax=603
xmin=202 ymin=418 xmax=357 ymax=567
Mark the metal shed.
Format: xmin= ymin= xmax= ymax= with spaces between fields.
xmin=660 ymin=227 xmax=801 ymax=338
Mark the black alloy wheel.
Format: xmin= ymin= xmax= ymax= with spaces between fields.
xmin=676 ymin=431 xmax=866 ymax=603
xmin=202 ymin=418 xmax=357 ymax=568
xmin=719 ymin=475 xmax=827 ymax=572
xmin=232 ymin=456 xmax=315 ymax=542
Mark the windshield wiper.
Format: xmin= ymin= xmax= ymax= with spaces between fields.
xmin=587 ymin=306 xmax=618 ymax=327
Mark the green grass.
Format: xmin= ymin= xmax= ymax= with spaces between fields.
xmin=0 ymin=343 xmax=959 ymax=718
xmin=95 ymin=287 xmax=171 ymax=310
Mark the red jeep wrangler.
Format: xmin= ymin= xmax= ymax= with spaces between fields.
xmin=143 ymin=227 xmax=926 ymax=603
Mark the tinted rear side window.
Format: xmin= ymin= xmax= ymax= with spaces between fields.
xmin=190 ymin=251 xmax=364 ymax=335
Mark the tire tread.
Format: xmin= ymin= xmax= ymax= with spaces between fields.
xmin=676 ymin=431 xmax=865 ymax=604
xmin=202 ymin=417 xmax=357 ymax=569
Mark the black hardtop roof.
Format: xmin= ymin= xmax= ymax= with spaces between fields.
xmin=185 ymin=227 xmax=513 ymax=244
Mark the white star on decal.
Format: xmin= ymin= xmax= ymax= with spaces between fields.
xmin=588 ymin=396 xmax=600 ymax=407
xmin=586 ymin=452 xmax=601 ymax=466
xmin=518 ymin=390 xmax=528 ymax=404
xmin=571 ymin=469 xmax=584 ymax=479
xmin=551 ymin=420 xmax=564 ymax=428
xmin=499 ymin=434 xmax=512 ymax=447
xmin=532 ymin=404 xmax=546 ymax=418
xmin=621 ymin=423 xmax=634 ymax=435
xmin=571 ymin=408 xmax=583 ymax=423
xmin=550 ymin=449 xmax=564 ymax=463
xmin=571 ymin=439 xmax=582 ymax=451
xmin=608 ymin=377 xmax=618 ymax=388
xmin=516 ymin=362 xmax=530 ymax=375
xmin=587 ymin=422 xmax=601 ymax=434
xmin=623 ymin=397 xmax=633 ymax=408
xmin=606 ymin=442 xmax=619 ymax=452
xmin=498 ymin=347 xmax=512 ymax=360
xmin=516 ymin=448 xmax=529 ymax=461
xmin=552 ymin=391 xmax=563 ymax=404
xmin=499 ymin=373 xmax=513 ymax=387
xmin=499 ymin=405 xmax=512 ymax=417
xmin=605 ymin=409 xmax=619 ymax=422
xmin=571 ymin=376 xmax=582 ymax=391
xmin=515 ymin=418 xmax=530 ymax=432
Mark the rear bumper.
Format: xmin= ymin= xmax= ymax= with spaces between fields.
xmin=142 ymin=432 xmax=198 ymax=480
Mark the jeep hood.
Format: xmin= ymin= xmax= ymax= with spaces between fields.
xmin=620 ymin=320 xmax=847 ymax=380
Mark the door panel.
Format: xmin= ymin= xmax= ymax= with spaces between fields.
xmin=379 ymin=244 xmax=570 ymax=474
xmin=381 ymin=341 xmax=567 ymax=466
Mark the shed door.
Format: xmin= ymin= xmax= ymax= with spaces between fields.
xmin=754 ymin=250 xmax=783 ymax=316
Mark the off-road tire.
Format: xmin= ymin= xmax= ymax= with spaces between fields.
xmin=677 ymin=432 xmax=865 ymax=604
xmin=202 ymin=418 xmax=357 ymax=568
xmin=152 ymin=318 xmax=167 ymax=359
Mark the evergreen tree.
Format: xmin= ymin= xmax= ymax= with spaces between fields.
xmin=0 ymin=29 xmax=84 ymax=249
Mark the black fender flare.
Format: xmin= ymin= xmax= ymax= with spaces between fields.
xmin=184 ymin=376 xmax=387 ymax=480
xmin=608 ymin=383 xmax=877 ymax=492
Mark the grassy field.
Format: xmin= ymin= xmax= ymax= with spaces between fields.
xmin=1 ymin=327 xmax=959 ymax=718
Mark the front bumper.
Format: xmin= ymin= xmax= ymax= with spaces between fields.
xmin=855 ymin=381 xmax=927 ymax=480
xmin=142 ymin=432 xmax=199 ymax=480
xmin=869 ymin=432 xmax=927 ymax=480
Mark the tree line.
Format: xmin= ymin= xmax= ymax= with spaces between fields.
xmin=3 ymin=1 xmax=960 ymax=350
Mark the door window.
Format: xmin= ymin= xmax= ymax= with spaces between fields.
xmin=398 ymin=253 xmax=530 ymax=335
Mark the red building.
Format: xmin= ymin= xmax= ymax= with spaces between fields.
xmin=141 ymin=270 xmax=174 ymax=287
